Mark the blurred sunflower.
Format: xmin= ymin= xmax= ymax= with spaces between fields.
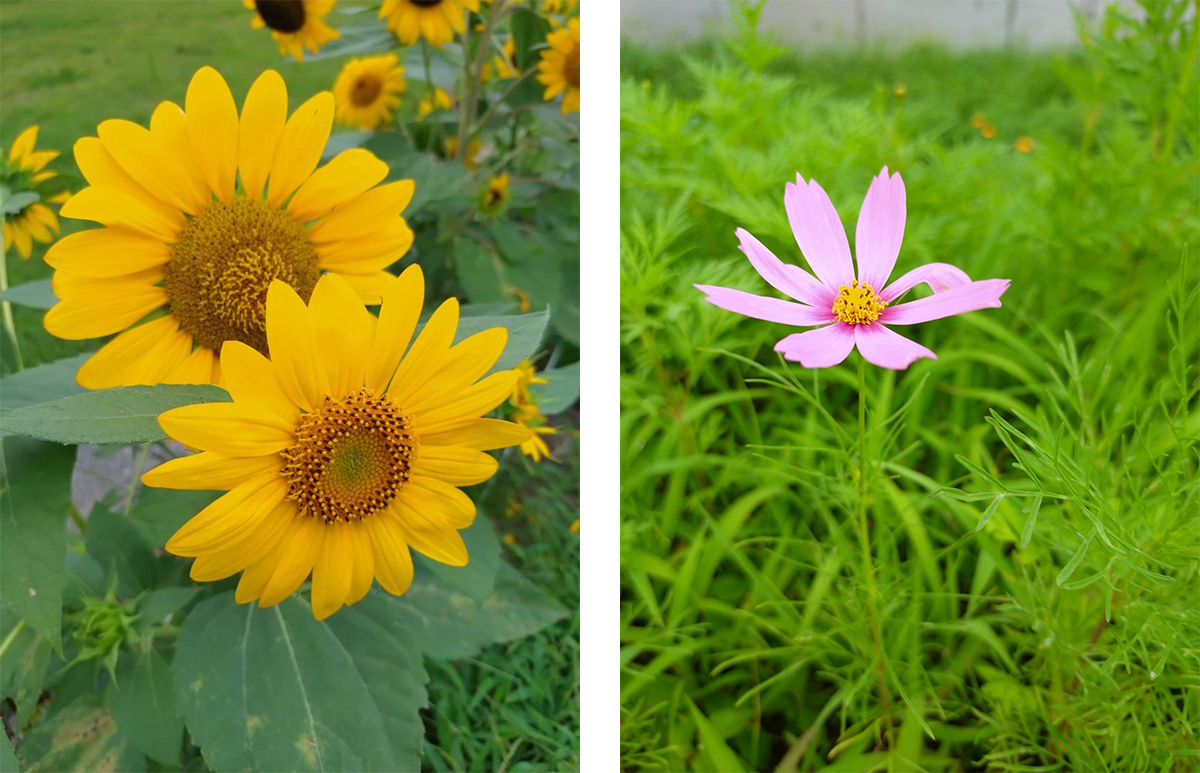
xmin=243 ymin=0 xmax=340 ymax=61
xmin=142 ymin=269 xmax=532 ymax=620
xmin=484 ymin=38 xmax=520 ymax=81
xmin=334 ymin=54 xmax=406 ymax=130
xmin=417 ymin=86 xmax=454 ymax=119
xmin=480 ymin=172 xmax=510 ymax=213
xmin=509 ymin=359 xmax=556 ymax=462
xmin=537 ymin=17 xmax=580 ymax=114
xmin=44 ymin=67 xmax=415 ymax=389
xmin=445 ymin=136 xmax=483 ymax=169
xmin=379 ymin=0 xmax=480 ymax=48
xmin=3 ymin=126 xmax=71 ymax=259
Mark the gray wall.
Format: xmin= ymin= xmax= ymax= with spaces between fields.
xmin=620 ymin=0 xmax=1123 ymax=49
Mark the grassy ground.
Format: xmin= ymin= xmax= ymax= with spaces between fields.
xmin=1 ymin=2 xmax=580 ymax=769
xmin=620 ymin=4 xmax=1198 ymax=772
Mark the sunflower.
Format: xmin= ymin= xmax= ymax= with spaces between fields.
xmin=334 ymin=54 xmax=407 ymax=130
xmin=444 ymin=137 xmax=483 ymax=170
xmin=417 ymin=86 xmax=454 ymax=119
xmin=537 ymin=17 xmax=580 ymax=114
xmin=484 ymin=38 xmax=520 ymax=81
xmin=508 ymin=360 xmax=555 ymax=462
xmin=3 ymin=126 xmax=71 ymax=259
xmin=44 ymin=67 xmax=415 ymax=389
xmin=480 ymin=172 xmax=510 ymax=213
xmin=243 ymin=0 xmax=340 ymax=61
xmin=141 ymin=269 xmax=531 ymax=620
xmin=379 ymin=0 xmax=480 ymax=48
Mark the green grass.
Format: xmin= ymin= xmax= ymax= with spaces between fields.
xmin=620 ymin=2 xmax=1198 ymax=771
xmin=0 ymin=3 xmax=580 ymax=769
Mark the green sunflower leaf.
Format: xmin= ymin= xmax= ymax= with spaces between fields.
xmin=0 ymin=384 xmax=229 ymax=445
xmin=446 ymin=308 xmax=549 ymax=373
xmin=1 ymin=190 xmax=38 ymax=216
xmin=531 ymin=360 xmax=580 ymax=414
xmin=104 ymin=649 xmax=183 ymax=767
xmin=0 ymin=278 xmax=56 ymax=309
xmin=0 ymin=437 xmax=74 ymax=650
xmin=0 ymin=353 xmax=89 ymax=409
xmin=11 ymin=695 xmax=143 ymax=772
xmin=393 ymin=562 xmax=569 ymax=660
xmin=415 ymin=513 xmax=501 ymax=600
xmin=175 ymin=592 xmax=428 ymax=773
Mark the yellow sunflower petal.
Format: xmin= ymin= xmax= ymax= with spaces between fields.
xmin=165 ymin=472 xmax=287 ymax=556
xmin=394 ymin=512 xmax=468 ymax=567
xmin=364 ymin=264 xmax=423 ymax=393
xmin=336 ymin=271 xmax=401 ymax=305
xmin=75 ymin=316 xmax=193 ymax=388
xmin=185 ymin=67 xmax=240 ymax=202
xmin=265 ymin=279 xmax=329 ymax=411
xmin=220 ymin=340 xmax=301 ymax=425
xmin=346 ymin=521 xmax=376 ymax=605
xmin=420 ymin=417 xmax=534 ymax=450
xmin=403 ymin=327 xmax=506 ymax=414
xmin=400 ymin=476 xmax=477 ymax=528
xmin=307 ymin=273 xmax=374 ymax=397
xmin=59 ymin=186 xmax=182 ymax=242
xmin=314 ymin=220 xmax=414 ymax=274
xmin=44 ymin=228 xmax=171 ymax=278
xmin=158 ymin=403 xmax=296 ymax=456
xmin=8 ymin=126 xmax=38 ymax=163
xmin=148 ymin=101 xmax=212 ymax=213
xmin=142 ymin=450 xmax=282 ymax=491
xmin=167 ymin=346 xmax=216 ymax=385
xmin=188 ymin=501 xmax=296 ymax=582
xmin=366 ymin=513 xmax=414 ymax=596
xmin=286 ymin=149 xmax=389 ymax=224
xmin=308 ymin=180 xmax=414 ymax=244
xmin=267 ymin=91 xmax=334 ymax=208
xmin=414 ymin=446 xmax=498 ymax=486
xmin=97 ymin=119 xmax=198 ymax=215
xmin=235 ymin=514 xmax=304 ymax=604
xmin=387 ymin=297 xmax=458 ymax=404
xmin=311 ymin=522 xmax=353 ymax=620
xmin=239 ymin=70 xmax=288 ymax=201
xmin=410 ymin=370 xmax=517 ymax=435
xmin=259 ymin=516 xmax=325 ymax=607
xmin=43 ymin=282 xmax=167 ymax=340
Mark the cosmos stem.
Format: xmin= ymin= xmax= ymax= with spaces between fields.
xmin=855 ymin=356 xmax=892 ymax=738
xmin=0 ymin=246 xmax=24 ymax=372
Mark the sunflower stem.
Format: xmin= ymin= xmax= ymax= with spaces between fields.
xmin=0 ymin=244 xmax=25 ymax=372
xmin=0 ymin=619 xmax=26 ymax=660
xmin=855 ymin=356 xmax=893 ymax=743
xmin=124 ymin=442 xmax=151 ymax=515
xmin=421 ymin=42 xmax=442 ymax=147
xmin=69 ymin=504 xmax=88 ymax=534
xmin=456 ymin=0 xmax=508 ymax=162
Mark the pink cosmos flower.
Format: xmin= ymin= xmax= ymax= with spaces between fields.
xmin=696 ymin=167 xmax=1011 ymax=370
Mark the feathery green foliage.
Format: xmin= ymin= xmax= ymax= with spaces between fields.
xmin=620 ymin=2 xmax=1199 ymax=771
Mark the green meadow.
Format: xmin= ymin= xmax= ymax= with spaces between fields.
xmin=620 ymin=2 xmax=1198 ymax=771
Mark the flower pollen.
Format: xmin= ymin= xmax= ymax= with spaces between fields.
xmin=164 ymin=198 xmax=319 ymax=354
xmin=280 ymin=389 xmax=417 ymax=524
xmin=832 ymin=280 xmax=887 ymax=325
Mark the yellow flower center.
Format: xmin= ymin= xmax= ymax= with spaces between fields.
xmin=565 ymin=44 xmax=581 ymax=88
xmin=164 ymin=198 xmax=319 ymax=354
xmin=255 ymin=0 xmax=306 ymax=33
xmin=280 ymin=389 xmax=417 ymax=524
xmin=832 ymin=280 xmax=887 ymax=325
xmin=351 ymin=75 xmax=384 ymax=107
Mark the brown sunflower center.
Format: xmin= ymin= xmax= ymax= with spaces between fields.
xmin=565 ymin=44 xmax=581 ymax=88
xmin=832 ymin=280 xmax=887 ymax=325
xmin=410 ymin=0 xmax=445 ymax=7
xmin=164 ymin=197 xmax=319 ymax=354
xmin=255 ymin=0 xmax=307 ymax=33
xmin=280 ymin=389 xmax=417 ymax=524
xmin=351 ymin=75 xmax=384 ymax=107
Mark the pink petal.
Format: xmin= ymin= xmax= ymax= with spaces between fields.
xmin=695 ymin=285 xmax=835 ymax=326
xmin=736 ymin=228 xmax=833 ymax=308
xmin=854 ymin=323 xmax=937 ymax=370
xmin=774 ymin=322 xmax=857 ymax=368
xmin=784 ymin=175 xmax=855 ymax=290
xmin=882 ymin=279 xmax=1011 ymax=326
xmin=879 ymin=262 xmax=972 ymax=303
xmin=854 ymin=167 xmax=906 ymax=291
